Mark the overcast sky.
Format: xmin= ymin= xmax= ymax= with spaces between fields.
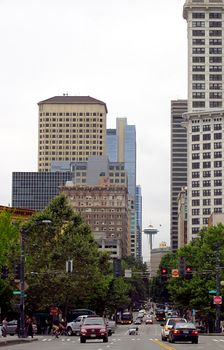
xmin=0 ymin=0 xmax=187 ymax=260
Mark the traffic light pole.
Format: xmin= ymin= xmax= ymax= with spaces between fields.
xmin=19 ymin=228 xmax=26 ymax=338
xmin=215 ymin=245 xmax=221 ymax=333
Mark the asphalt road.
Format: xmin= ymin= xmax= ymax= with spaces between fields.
xmin=2 ymin=323 xmax=224 ymax=350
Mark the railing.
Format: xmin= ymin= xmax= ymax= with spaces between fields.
xmin=185 ymin=0 xmax=224 ymax=4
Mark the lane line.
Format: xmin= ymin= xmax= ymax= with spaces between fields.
xmin=152 ymin=339 xmax=176 ymax=350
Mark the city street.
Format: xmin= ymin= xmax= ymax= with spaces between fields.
xmin=2 ymin=323 xmax=224 ymax=350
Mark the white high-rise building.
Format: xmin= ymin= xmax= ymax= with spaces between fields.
xmin=183 ymin=0 xmax=224 ymax=241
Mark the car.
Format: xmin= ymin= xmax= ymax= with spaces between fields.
xmin=161 ymin=317 xmax=187 ymax=341
xmin=105 ymin=319 xmax=116 ymax=336
xmin=1 ymin=319 xmax=37 ymax=336
xmin=145 ymin=316 xmax=153 ymax=325
xmin=80 ymin=317 xmax=108 ymax=343
xmin=134 ymin=318 xmax=142 ymax=325
xmin=66 ymin=315 xmax=88 ymax=336
xmin=168 ymin=322 xmax=199 ymax=344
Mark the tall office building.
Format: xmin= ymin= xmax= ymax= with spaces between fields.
xmin=106 ymin=118 xmax=140 ymax=257
xmin=38 ymin=96 xmax=107 ymax=172
xmin=136 ymin=185 xmax=142 ymax=259
xmin=183 ymin=0 xmax=224 ymax=241
xmin=170 ymin=100 xmax=188 ymax=251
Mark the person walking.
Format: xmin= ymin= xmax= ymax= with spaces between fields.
xmin=2 ymin=317 xmax=7 ymax=337
xmin=26 ymin=317 xmax=33 ymax=338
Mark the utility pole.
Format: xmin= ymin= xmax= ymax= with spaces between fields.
xmin=215 ymin=244 xmax=221 ymax=333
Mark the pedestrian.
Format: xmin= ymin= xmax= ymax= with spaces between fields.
xmin=2 ymin=317 xmax=7 ymax=337
xmin=26 ymin=317 xmax=33 ymax=338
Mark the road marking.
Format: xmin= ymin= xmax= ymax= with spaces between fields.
xmin=152 ymin=339 xmax=176 ymax=350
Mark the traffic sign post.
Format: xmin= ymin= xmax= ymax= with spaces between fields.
xmin=213 ymin=296 xmax=222 ymax=305
xmin=209 ymin=290 xmax=217 ymax=294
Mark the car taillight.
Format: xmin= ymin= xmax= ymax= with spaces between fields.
xmin=173 ymin=330 xmax=181 ymax=334
xmin=192 ymin=330 xmax=198 ymax=335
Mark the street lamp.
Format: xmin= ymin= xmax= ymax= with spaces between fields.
xmin=19 ymin=219 xmax=52 ymax=338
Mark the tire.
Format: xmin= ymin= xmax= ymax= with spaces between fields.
xmin=108 ymin=330 xmax=112 ymax=336
xmin=67 ymin=327 xmax=73 ymax=336
xmin=171 ymin=337 xmax=175 ymax=343
xmin=103 ymin=337 xmax=108 ymax=343
xmin=80 ymin=337 xmax=86 ymax=343
xmin=193 ymin=339 xmax=198 ymax=344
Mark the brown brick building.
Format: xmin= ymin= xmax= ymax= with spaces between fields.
xmin=60 ymin=180 xmax=130 ymax=258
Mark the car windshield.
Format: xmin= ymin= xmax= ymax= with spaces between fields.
xmin=175 ymin=322 xmax=196 ymax=329
xmin=84 ymin=318 xmax=104 ymax=325
xmin=168 ymin=318 xmax=186 ymax=325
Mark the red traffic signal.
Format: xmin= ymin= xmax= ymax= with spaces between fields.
xmin=185 ymin=266 xmax=193 ymax=273
xmin=161 ymin=267 xmax=168 ymax=275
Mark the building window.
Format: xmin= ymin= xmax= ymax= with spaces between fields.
xmin=203 ymin=199 xmax=211 ymax=206
xmin=203 ymin=134 xmax=211 ymax=141
xmin=192 ymin=181 xmax=200 ymax=187
xmin=203 ymin=180 xmax=211 ymax=187
xmin=192 ymin=209 xmax=200 ymax=215
xmin=193 ymin=13 xmax=205 ymax=19
xmin=192 ymin=57 xmax=205 ymax=63
xmin=214 ymin=170 xmax=222 ymax=177
xmin=214 ymin=151 xmax=222 ymax=158
xmin=214 ymin=179 xmax=222 ymax=186
xmin=210 ymin=101 xmax=222 ymax=108
xmin=192 ymin=218 xmax=200 ymax=225
xmin=192 ymin=134 xmax=200 ymax=141
xmin=193 ymin=48 xmax=205 ymax=54
xmin=214 ymin=198 xmax=222 ymax=205
xmin=203 ymin=171 xmax=211 ymax=178
xmin=209 ymin=48 xmax=222 ymax=54
xmin=192 ymin=171 xmax=200 ymax=178
xmin=209 ymin=30 xmax=222 ymax=36
xmin=192 ymin=199 xmax=200 ymax=206
xmin=192 ymin=153 xmax=200 ymax=160
xmin=203 ymin=162 xmax=211 ymax=168
xmin=203 ymin=143 xmax=211 ymax=150
xmin=192 ymin=125 xmax=200 ymax=132
xmin=203 ymin=218 xmax=208 ymax=225
xmin=193 ymin=101 xmax=205 ymax=108
xmin=203 ymin=125 xmax=211 ymax=131
xmin=214 ymin=208 xmax=222 ymax=213
xmin=192 ymin=162 xmax=200 ymax=169
xmin=214 ymin=189 xmax=222 ymax=196
xmin=203 ymin=208 xmax=211 ymax=215
xmin=214 ymin=142 xmax=222 ymax=149
xmin=192 ymin=190 xmax=200 ymax=197
xmin=214 ymin=133 xmax=222 ymax=140
xmin=192 ymin=144 xmax=200 ymax=150
xmin=203 ymin=190 xmax=211 ymax=196
xmin=214 ymin=161 xmax=222 ymax=167
xmin=192 ymin=74 xmax=205 ymax=81
xmin=214 ymin=124 xmax=222 ymax=130
xmin=209 ymin=13 xmax=222 ymax=19
xmin=203 ymin=152 xmax=211 ymax=159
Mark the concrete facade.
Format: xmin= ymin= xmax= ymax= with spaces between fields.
xmin=38 ymin=96 xmax=107 ymax=172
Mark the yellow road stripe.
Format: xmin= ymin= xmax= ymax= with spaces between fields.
xmin=152 ymin=339 xmax=176 ymax=350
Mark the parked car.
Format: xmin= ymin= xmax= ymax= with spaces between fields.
xmin=66 ymin=315 xmax=88 ymax=336
xmin=80 ymin=317 xmax=108 ymax=343
xmin=161 ymin=318 xmax=187 ymax=341
xmin=168 ymin=322 xmax=199 ymax=344
xmin=1 ymin=319 xmax=37 ymax=336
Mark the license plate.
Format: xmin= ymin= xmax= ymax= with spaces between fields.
xmin=183 ymin=331 xmax=189 ymax=334
xmin=90 ymin=334 xmax=96 ymax=337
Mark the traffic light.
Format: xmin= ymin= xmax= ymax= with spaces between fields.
xmin=178 ymin=256 xmax=186 ymax=277
xmin=160 ymin=267 xmax=168 ymax=279
xmin=113 ymin=258 xmax=122 ymax=277
xmin=185 ymin=265 xmax=193 ymax=280
xmin=14 ymin=264 xmax=21 ymax=280
xmin=1 ymin=266 xmax=9 ymax=279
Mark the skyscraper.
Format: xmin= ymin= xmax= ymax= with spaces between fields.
xmin=170 ymin=100 xmax=188 ymax=251
xmin=106 ymin=118 xmax=140 ymax=258
xmin=38 ymin=96 xmax=107 ymax=172
xmin=183 ymin=0 xmax=224 ymax=241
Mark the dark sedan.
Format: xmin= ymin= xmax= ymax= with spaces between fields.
xmin=168 ymin=322 xmax=199 ymax=344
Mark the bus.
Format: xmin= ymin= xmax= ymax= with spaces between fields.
xmin=120 ymin=311 xmax=133 ymax=325
xmin=155 ymin=309 xmax=166 ymax=322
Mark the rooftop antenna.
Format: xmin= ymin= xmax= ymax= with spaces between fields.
xmin=63 ymin=92 xmax=68 ymax=96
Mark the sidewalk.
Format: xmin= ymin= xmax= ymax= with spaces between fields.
xmin=0 ymin=336 xmax=38 ymax=347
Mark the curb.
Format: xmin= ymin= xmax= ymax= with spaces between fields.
xmin=0 ymin=338 xmax=38 ymax=347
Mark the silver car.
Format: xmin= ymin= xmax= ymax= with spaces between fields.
xmin=66 ymin=315 xmax=88 ymax=336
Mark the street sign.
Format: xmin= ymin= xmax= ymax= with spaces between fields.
xmin=12 ymin=291 xmax=27 ymax=297
xmin=209 ymin=290 xmax=217 ymax=294
xmin=213 ymin=296 xmax=222 ymax=305
xmin=16 ymin=281 xmax=29 ymax=291
xmin=124 ymin=269 xmax=132 ymax=278
xmin=172 ymin=269 xmax=179 ymax=278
